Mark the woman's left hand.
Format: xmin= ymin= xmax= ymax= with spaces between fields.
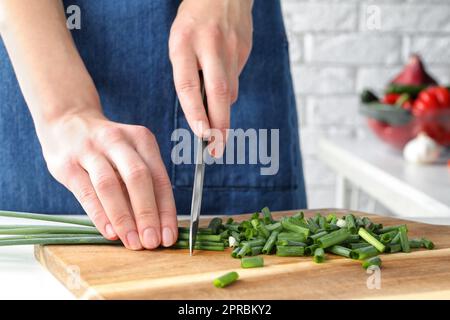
xmin=169 ymin=0 xmax=253 ymax=157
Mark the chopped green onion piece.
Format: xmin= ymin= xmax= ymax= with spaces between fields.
xmin=281 ymin=217 xmax=310 ymax=236
xmin=265 ymin=222 xmax=282 ymax=232
xmin=316 ymin=228 xmax=351 ymax=248
xmin=261 ymin=207 xmax=274 ymax=224
xmin=241 ymin=256 xmax=264 ymax=268
xmin=421 ymin=238 xmax=434 ymax=250
xmin=385 ymin=243 xmax=402 ymax=253
xmin=350 ymin=245 xmax=379 ymax=260
xmin=213 ymin=271 xmax=239 ymax=288
xmin=277 ymin=232 xmax=307 ymax=243
xmin=276 ymin=245 xmax=305 ymax=257
xmin=398 ymin=226 xmax=410 ymax=253
xmin=345 ymin=214 xmax=357 ymax=234
xmin=327 ymin=245 xmax=352 ymax=258
xmin=262 ymin=230 xmax=279 ymax=254
xmin=362 ymin=256 xmax=382 ymax=269
xmin=313 ymin=247 xmax=325 ymax=263
xmin=376 ymin=224 xmax=407 ymax=234
xmin=408 ymin=239 xmax=422 ymax=249
xmin=308 ymin=230 xmax=328 ymax=244
xmin=276 ymin=240 xmax=307 ymax=247
xmin=358 ymin=228 xmax=385 ymax=252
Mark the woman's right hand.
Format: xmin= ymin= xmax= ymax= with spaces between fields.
xmin=38 ymin=110 xmax=178 ymax=250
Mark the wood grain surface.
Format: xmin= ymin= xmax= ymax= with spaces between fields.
xmin=34 ymin=210 xmax=450 ymax=299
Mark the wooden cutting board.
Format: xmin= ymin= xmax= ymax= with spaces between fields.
xmin=34 ymin=209 xmax=450 ymax=299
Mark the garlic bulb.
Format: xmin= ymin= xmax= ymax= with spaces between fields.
xmin=403 ymin=133 xmax=441 ymax=164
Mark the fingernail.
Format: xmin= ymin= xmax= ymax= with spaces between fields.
xmin=126 ymin=231 xmax=142 ymax=250
xmin=162 ymin=227 xmax=174 ymax=247
xmin=105 ymin=224 xmax=116 ymax=239
xmin=213 ymin=141 xmax=225 ymax=158
xmin=143 ymin=227 xmax=160 ymax=249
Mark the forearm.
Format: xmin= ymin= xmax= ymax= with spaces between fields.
xmin=0 ymin=0 xmax=102 ymax=132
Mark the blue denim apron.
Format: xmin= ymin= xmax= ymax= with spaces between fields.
xmin=0 ymin=0 xmax=306 ymax=215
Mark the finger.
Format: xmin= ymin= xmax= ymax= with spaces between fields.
xmin=67 ymin=166 xmax=117 ymax=240
xmin=200 ymin=49 xmax=231 ymax=158
xmin=170 ymin=47 xmax=210 ymax=138
xmin=80 ymin=153 xmax=142 ymax=250
xmin=129 ymin=127 xmax=178 ymax=247
xmin=105 ymin=140 xmax=162 ymax=250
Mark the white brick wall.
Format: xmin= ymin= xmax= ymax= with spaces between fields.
xmin=281 ymin=0 xmax=450 ymax=209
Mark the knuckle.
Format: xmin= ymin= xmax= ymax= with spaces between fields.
xmin=134 ymin=126 xmax=155 ymax=143
xmin=176 ymin=78 xmax=200 ymax=94
xmin=77 ymin=185 xmax=97 ymax=204
xmin=169 ymin=28 xmax=192 ymax=56
xmin=204 ymin=24 xmax=223 ymax=40
xmin=125 ymin=164 xmax=150 ymax=183
xmin=113 ymin=213 xmax=134 ymax=229
xmin=136 ymin=208 xmax=159 ymax=221
xmin=95 ymin=174 xmax=118 ymax=192
xmin=98 ymin=127 xmax=124 ymax=146
xmin=210 ymin=79 xmax=230 ymax=98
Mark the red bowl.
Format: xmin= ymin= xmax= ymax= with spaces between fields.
xmin=366 ymin=109 xmax=450 ymax=149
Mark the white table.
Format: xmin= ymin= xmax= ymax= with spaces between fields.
xmin=318 ymin=137 xmax=450 ymax=224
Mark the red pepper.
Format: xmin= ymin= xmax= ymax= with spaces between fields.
xmin=413 ymin=86 xmax=450 ymax=116
xmin=382 ymin=93 xmax=401 ymax=105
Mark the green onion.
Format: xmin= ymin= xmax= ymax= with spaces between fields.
xmin=327 ymin=245 xmax=352 ymax=258
xmin=380 ymin=231 xmax=398 ymax=244
xmin=251 ymin=219 xmax=270 ymax=239
xmin=422 ymin=238 xmax=434 ymax=250
xmin=398 ymin=226 xmax=410 ymax=253
xmin=251 ymin=246 xmax=263 ymax=256
xmin=0 ymin=225 xmax=100 ymax=235
xmin=281 ymin=217 xmax=310 ymax=236
xmin=177 ymin=233 xmax=222 ymax=242
xmin=350 ymin=246 xmax=379 ymax=260
xmin=0 ymin=236 xmax=120 ymax=246
xmin=316 ymin=228 xmax=351 ymax=248
xmin=241 ymin=256 xmax=264 ymax=268
xmin=307 ymin=230 xmax=328 ymax=244
xmin=345 ymin=214 xmax=357 ymax=234
xmin=362 ymin=256 xmax=382 ymax=269
xmin=262 ymin=230 xmax=279 ymax=254
xmin=358 ymin=228 xmax=385 ymax=252
xmin=409 ymin=239 xmax=423 ymax=249
xmin=276 ymin=245 xmax=305 ymax=257
xmin=208 ymin=217 xmax=223 ymax=234
xmin=0 ymin=210 xmax=94 ymax=227
xmin=390 ymin=232 xmax=400 ymax=244
xmin=348 ymin=242 xmax=372 ymax=250
xmin=265 ymin=222 xmax=282 ymax=232
xmin=240 ymin=238 xmax=266 ymax=248
xmin=305 ymin=244 xmax=319 ymax=256
xmin=385 ymin=243 xmax=402 ymax=253
xmin=276 ymin=240 xmax=307 ymax=247
xmin=178 ymin=227 xmax=214 ymax=235
xmin=261 ymin=207 xmax=274 ymax=224
xmin=277 ymin=232 xmax=307 ymax=243
xmin=313 ymin=248 xmax=325 ymax=263
xmin=213 ymin=271 xmax=239 ymax=288
xmin=307 ymin=218 xmax=320 ymax=234
xmin=376 ymin=224 xmax=407 ymax=234
xmin=231 ymin=246 xmax=240 ymax=258
xmin=237 ymin=243 xmax=251 ymax=258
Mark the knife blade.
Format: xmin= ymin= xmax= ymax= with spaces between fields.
xmin=189 ymin=72 xmax=208 ymax=256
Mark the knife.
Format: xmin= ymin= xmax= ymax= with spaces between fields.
xmin=189 ymin=71 xmax=208 ymax=256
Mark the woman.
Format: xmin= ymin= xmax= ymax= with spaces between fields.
xmin=0 ymin=0 xmax=306 ymax=250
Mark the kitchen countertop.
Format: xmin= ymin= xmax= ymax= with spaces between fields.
xmin=318 ymin=137 xmax=450 ymax=220
xmin=1 ymin=213 xmax=450 ymax=299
